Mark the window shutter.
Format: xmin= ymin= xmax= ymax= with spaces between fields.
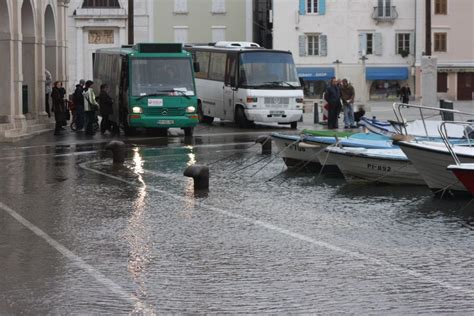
xmin=409 ymin=32 xmax=414 ymax=55
xmin=319 ymin=0 xmax=326 ymax=15
xmin=175 ymin=0 xmax=187 ymax=13
xmin=374 ymin=32 xmax=383 ymax=56
xmin=299 ymin=35 xmax=306 ymax=56
xmin=320 ymin=34 xmax=327 ymax=56
xmin=212 ymin=0 xmax=226 ymax=13
xmin=358 ymin=33 xmax=367 ymax=56
xmin=299 ymin=0 xmax=305 ymax=15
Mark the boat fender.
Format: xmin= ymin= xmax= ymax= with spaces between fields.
xmin=298 ymin=142 xmax=320 ymax=149
xmin=391 ymin=134 xmax=414 ymax=142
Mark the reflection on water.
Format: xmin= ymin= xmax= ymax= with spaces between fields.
xmin=127 ymin=148 xmax=153 ymax=312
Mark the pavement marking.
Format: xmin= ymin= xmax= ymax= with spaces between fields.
xmin=0 ymin=201 xmax=140 ymax=307
xmin=81 ymin=162 xmax=474 ymax=298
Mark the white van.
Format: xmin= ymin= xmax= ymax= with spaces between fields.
xmin=186 ymin=42 xmax=304 ymax=129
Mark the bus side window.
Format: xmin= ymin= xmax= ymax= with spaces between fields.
xmin=225 ymin=54 xmax=237 ymax=87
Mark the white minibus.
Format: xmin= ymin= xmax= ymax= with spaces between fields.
xmin=186 ymin=42 xmax=304 ymax=129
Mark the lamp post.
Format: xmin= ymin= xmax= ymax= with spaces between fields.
xmin=333 ymin=59 xmax=342 ymax=79
xmin=128 ymin=0 xmax=134 ymax=45
xmin=359 ymin=55 xmax=369 ymax=104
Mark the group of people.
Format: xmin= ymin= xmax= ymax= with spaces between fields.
xmin=45 ymin=76 xmax=117 ymax=136
xmin=324 ymin=77 xmax=357 ymax=129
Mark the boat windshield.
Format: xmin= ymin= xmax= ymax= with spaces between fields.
xmin=239 ymin=52 xmax=301 ymax=89
xmin=131 ymin=58 xmax=195 ymax=97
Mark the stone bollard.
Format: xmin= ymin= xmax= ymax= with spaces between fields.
xmin=184 ymin=164 xmax=209 ymax=190
xmin=255 ymin=135 xmax=272 ymax=154
xmin=105 ymin=140 xmax=126 ymax=164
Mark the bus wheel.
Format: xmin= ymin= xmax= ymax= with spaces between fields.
xmin=198 ymin=102 xmax=214 ymax=124
xmin=290 ymin=121 xmax=298 ymax=129
xmin=184 ymin=127 xmax=194 ymax=137
xmin=235 ymin=106 xmax=252 ymax=128
xmin=123 ymin=121 xmax=137 ymax=136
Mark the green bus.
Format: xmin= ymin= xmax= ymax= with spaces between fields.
xmin=93 ymin=43 xmax=199 ymax=136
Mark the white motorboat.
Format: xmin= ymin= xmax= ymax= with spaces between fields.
xmin=397 ymin=141 xmax=474 ymax=195
xmin=326 ymin=147 xmax=425 ymax=185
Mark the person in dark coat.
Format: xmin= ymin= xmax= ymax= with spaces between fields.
xmin=399 ymin=84 xmax=412 ymax=104
xmin=73 ymin=79 xmax=85 ymax=130
xmin=51 ymin=81 xmax=65 ymax=135
xmin=324 ymin=77 xmax=342 ymax=129
xmin=98 ymin=84 xmax=116 ymax=134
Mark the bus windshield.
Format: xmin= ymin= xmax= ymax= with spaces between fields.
xmin=131 ymin=58 xmax=195 ymax=97
xmin=239 ymin=52 xmax=300 ymax=89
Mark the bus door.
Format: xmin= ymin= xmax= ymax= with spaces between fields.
xmin=223 ymin=53 xmax=238 ymax=121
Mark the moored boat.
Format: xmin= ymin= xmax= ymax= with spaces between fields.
xmin=447 ymin=164 xmax=474 ymax=195
xmin=397 ymin=140 xmax=474 ymax=195
xmin=326 ymin=147 xmax=425 ymax=185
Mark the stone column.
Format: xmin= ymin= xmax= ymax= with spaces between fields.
xmin=0 ymin=31 xmax=13 ymax=122
xmin=76 ymin=26 xmax=83 ymax=83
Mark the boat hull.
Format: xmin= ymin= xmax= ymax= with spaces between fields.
xmin=328 ymin=149 xmax=425 ymax=185
xmin=398 ymin=142 xmax=474 ymax=195
xmin=448 ymin=166 xmax=474 ymax=195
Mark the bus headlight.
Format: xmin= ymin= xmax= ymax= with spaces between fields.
xmin=186 ymin=106 xmax=196 ymax=113
xmin=132 ymin=106 xmax=143 ymax=114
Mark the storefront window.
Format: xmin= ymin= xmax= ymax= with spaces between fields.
xmin=369 ymin=80 xmax=401 ymax=100
xmin=302 ymin=80 xmax=327 ymax=98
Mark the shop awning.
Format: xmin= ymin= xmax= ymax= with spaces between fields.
xmin=297 ymin=67 xmax=335 ymax=81
xmin=366 ymin=67 xmax=409 ymax=80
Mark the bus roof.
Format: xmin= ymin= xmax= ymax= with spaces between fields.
xmin=185 ymin=42 xmax=292 ymax=54
xmin=95 ymin=43 xmax=191 ymax=57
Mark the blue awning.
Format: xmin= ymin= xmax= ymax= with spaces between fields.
xmin=366 ymin=67 xmax=409 ymax=80
xmin=297 ymin=67 xmax=335 ymax=81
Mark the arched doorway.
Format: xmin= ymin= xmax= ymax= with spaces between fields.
xmin=44 ymin=5 xmax=56 ymax=117
xmin=21 ymin=0 xmax=36 ymax=116
xmin=0 ymin=0 xmax=12 ymax=120
xmin=44 ymin=5 xmax=56 ymax=79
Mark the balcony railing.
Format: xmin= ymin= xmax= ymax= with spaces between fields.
xmin=372 ymin=6 xmax=398 ymax=23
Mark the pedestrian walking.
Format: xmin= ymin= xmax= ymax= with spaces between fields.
xmin=324 ymin=77 xmax=342 ymax=129
xmin=73 ymin=79 xmax=86 ymax=130
xmin=98 ymin=83 xmax=117 ymax=134
xmin=340 ymin=79 xmax=356 ymax=128
xmin=51 ymin=81 xmax=65 ymax=135
xmin=45 ymin=70 xmax=52 ymax=118
xmin=399 ymin=84 xmax=411 ymax=104
xmin=83 ymin=80 xmax=99 ymax=136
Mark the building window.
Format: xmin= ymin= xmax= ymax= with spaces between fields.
xmin=437 ymin=72 xmax=448 ymax=92
xmin=434 ymin=32 xmax=447 ymax=52
xmin=377 ymin=0 xmax=392 ymax=17
xmin=366 ymin=33 xmax=374 ymax=55
xmin=212 ymin=27 xmax=226 ymax=42
xmin=82 ymin=0 xmax=120 ymax=8
xmin=306 ymin=0 xmax=319 ymax=14
xmin=174 ymin=27 xmax=188 ymax=43
xmin=211 ymin=0 xmax=226 ymax=14
xmin=435 ymin=0 xmax=447 ymax=14
xmin=306 ymin=34 xmax=320 ymax=56
xmin=396 ymin=33 xmax=410 ymax=55
xmin=174 ymin=0 xmax=188 ymax=14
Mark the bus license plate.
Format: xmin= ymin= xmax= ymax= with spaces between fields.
xmin=158 ymin=120 xmax=174 ymax=125
xmin=270 ymin=111 xmax=284 ymax=116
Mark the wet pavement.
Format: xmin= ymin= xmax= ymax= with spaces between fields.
xmin=0 ymin=122 xmax=473 ymax=314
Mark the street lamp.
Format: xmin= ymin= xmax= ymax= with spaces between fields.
xmin=332 ymin=59 xmax=343 ymax=79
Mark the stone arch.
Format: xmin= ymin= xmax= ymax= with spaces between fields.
xmin=21 ymin=0 xmax=36 ymax=116
xmin=0 ymin=0 xmax=12 ymax=120
xmin=44 ymin=4 xmax=56 ymax=118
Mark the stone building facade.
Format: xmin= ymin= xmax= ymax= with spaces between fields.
xmin=0 ymin=0 xmax=69 ymax=141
